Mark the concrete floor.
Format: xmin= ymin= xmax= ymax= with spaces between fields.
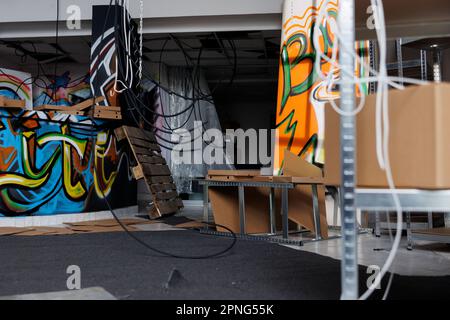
xmin=1 ymin=206 xmax=449 ymax=300
xmin=291 ymin=233 xmax=450 ymax=277
xmin=181 ymin=205 xmax=450 ymax=277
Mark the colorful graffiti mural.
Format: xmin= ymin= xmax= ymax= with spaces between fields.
xmin=90 ymin=5 xmax=121 ymax=108
xmin=33 ymin=71 xmax=91 ymax=107
xmin=0 ymin=68 xmax=33 ymax=109
xmin=274 ymin=0 xmax=369 ymax=174
xmin=0 ymin=109 xmax=136 ymax=216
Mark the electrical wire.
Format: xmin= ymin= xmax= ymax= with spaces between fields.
xmin=312 ymin=0 xmax=428 ymax=300
xmin=53 ymin=0 xmax=60 ymax=104
xmin=86 ymin=0 xmax=237 ymax=260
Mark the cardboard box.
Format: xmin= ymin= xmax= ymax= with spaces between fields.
xmin=325 ymin=83 xmax=450 ymax=189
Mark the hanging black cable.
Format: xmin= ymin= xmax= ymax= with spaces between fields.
xmin=53 ymin=0 xmax=60 ymax=104
xmin=85 ymin=0 xmax=237 ymax=259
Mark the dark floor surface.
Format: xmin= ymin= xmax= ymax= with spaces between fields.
xmin=0 ymin=230 xmax=448 ymax=300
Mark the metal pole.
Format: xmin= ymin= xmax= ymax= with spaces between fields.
xmin=432 ymin=50 xmax=442 ymax=83
xmin=339 ymin=0 xmax=358 ymax=300
xmin=269 ymin=188 xmax=276 ymax=235
xmin=311 ymin=185 xmax=322 ymax=240
xmin=396 ymin=39 xmax=404 ymax=86
xmin=281 ymin=188 xmax=289 ymax=239
xmin=369 ymin=40 xmax=377 ymax=94
xmin=420 ymin=50 xmax=428 ymax=81
xmin=203 ymin=184 xmax=209 ymax=229
xmin=238 ymin=186 xmax=246 ymax=234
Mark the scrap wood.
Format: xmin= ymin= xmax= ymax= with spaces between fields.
xmin=93 ymin=110 xmax=122 ymax=120
xmin=72 ymin=96 xmax=106 ymax=110
xmin=34 ymin=96 xmax=106 ymax=112
xmin=18 ymin=227 xmax=76 ymax=236
xmin=0 ymin=227 xmax=34 ymax=236
xmin=207 ymin=170 xmax=260 ymax=178
xmin=64 ymin=218 xmax=157 ymax=227
xmin=0 ymin=96 xmax=26 ymax=109
xmin=67 ymin=225 xmax=138 ymax=233
xmin=174 ymin=221 xmax=206 ymax=229
xmin=115 ymin=126 xmax=183 ymax=219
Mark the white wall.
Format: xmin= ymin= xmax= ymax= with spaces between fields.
xmin=0 ymin=0 xmax=283 ymax=38
xmin=0 ymin=0 xmax=284 ymax=23
xmin=1 ymin=1 xmax=449 ymax=40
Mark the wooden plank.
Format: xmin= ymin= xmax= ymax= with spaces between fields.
xmin=93 ymin=105 xmax=121 ymax=112
xmin=1 ymin=97 xmax=26 ymax=109
xmin=249 ymin=176 xmax=293 ymax=183
xmin=58 ymin=110 xmax=86 ymax=116
xmin=128 ymin=137 xmax=160 ymax=151
xmin=155 ymin=199 xmax=179 ymax=215
xmin=133 ymin=146 xmax=161 ymax=156
xmin=35 ymin=104 xmax=75 ymax=111
xmin=207 ymin=170 xmax=260 ymax=177
xmin=150 ymin=183 xmax=177 ymax=193
xmin=72 ymin=96 xmax=106 ymax=110
xmin=155 ymin=191 xmax=178 ymax=201
xmin=137 ymin=154 xmax=166 ymax=165
xmin=94 ymin=110 xmax=122 ymax=120
xmin=148 ymin=206 xmax=162 ymax=219
xmin=291 ymin=176 xmax=325 ymax=185
xmin=148 ymin=175 xmax=173 ymax=184
xmin=141 ymin=163 xmax=171 ymax=176
xmin=5 ymin=98 xmax=26 ymax=108
xmin=124 ymin=126 xmax=157 ymax=142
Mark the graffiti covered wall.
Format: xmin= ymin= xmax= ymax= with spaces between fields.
xmin=275 ymin=0 xmax=369 ymax=174
xmin=33 ymin=71 xmax=91 ymax=107
xmin=0 ymin=68 xmax=33 ymax=109
xmin=0 ymin=109 xmax=136 ymax=216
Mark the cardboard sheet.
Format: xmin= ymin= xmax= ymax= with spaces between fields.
xmin=67 ymin=225 xmax=138 ymax=233
xmin=18 ymin=227 xmax=76 ymax=236
xmin=64 ymin=218 xmax=156 ymax=227
xmin=0 ymin=227 xmax=33 ymax=236
xmin=208 ymin=150 xmax=329 ymax=238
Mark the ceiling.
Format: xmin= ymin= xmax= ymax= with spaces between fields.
xmin=0 ymin=30 xmax=281 ymax=83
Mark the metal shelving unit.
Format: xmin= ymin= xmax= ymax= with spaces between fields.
xmin=339 ymin=0 xmax=450 ymax=300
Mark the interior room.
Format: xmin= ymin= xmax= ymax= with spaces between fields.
xmin=0 ymin=0 xmax=449 ymax=303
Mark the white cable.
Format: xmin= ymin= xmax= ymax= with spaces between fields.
xmin=358 ymin=0 xmax=403 ymax=300
xmin=310 ymin=0 xmax=416 ymax=300
xmin=311 ymin=1 xmax=427 ymax=119
xmin=113 ymin=0 xmax=134 ymax=93
xmin=138 ymin=0 xmax=144 ymax=82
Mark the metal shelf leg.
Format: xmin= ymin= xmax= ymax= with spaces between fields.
xmin=311 ymin=184 xmax=322 ymax=240
xmin=281 ymin=188 xmax=289 ymax=239
xmin=406 ymin=211 xmax=413 ymax=250
xmin=269 ymin=188 xmax=276 ymax=235
xmin=238 ymin=186 xmax=246 ymax=235
xmin=339 ymin=0 xmax=358 ymax=300
xmin=203 ymin=184 xmax=209 ymax=229
xmin=375 ymin=211 xmax=381 ymax=237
